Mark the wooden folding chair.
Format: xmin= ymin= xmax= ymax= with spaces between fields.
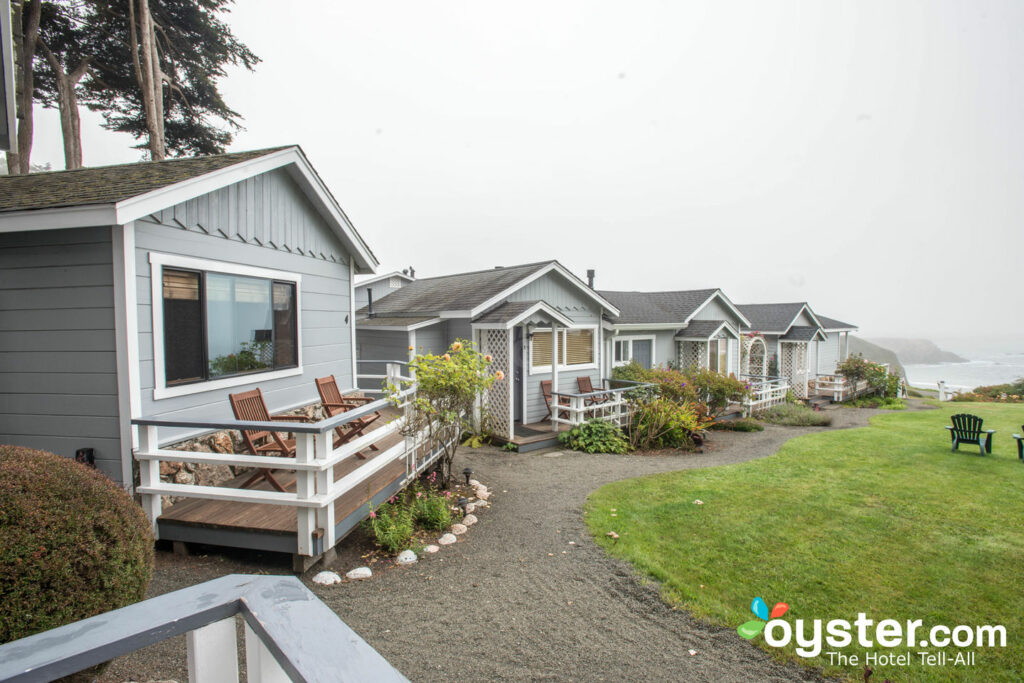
xmin=315 ymin=375 xmax=382 ymax=459
xmin=229 ymin=388 xmax=312 ymax=492
xmin=576 ymin=376 xmax=609 ymax=406
xmin=541 ymin=380 xmax=570 ymax=421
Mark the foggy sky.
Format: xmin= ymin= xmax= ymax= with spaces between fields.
xmin=27 ymin=1 xmax=1024 ymax=340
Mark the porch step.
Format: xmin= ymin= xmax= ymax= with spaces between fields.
xmin=807 ymin=396 xmax=831 ymax=410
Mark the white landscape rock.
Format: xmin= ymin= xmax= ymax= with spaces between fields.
xmin=451 ymin=523 xmax=468 ymax=535
xmin=464 ymin=503 xmax=476 ymax=514
xmin=311 ymin=570 xmax=342 ymax=586
xmin=345 ymin=566 xmax=372 ymax=580
xmin=423 ymin=544 xmax=440 ymax=554
xmin=468 ymin=479 xmax=481 ymax=487
xmin=396 ymin=550 xmax=418 ymax=565
xmin=462 ymin=514 xmax=478 ymax=526
xmin=438 ymin=533 xmax=457 ymax=545
xmin=475 ymin=490 xmax=490 ymax=501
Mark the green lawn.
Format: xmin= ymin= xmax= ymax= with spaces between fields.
xmin=585 ymin=403 xmax=1024 ymax=682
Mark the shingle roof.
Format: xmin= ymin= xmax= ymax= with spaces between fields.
xmin=597 ymin=289 xmax=718 ymax=325
xmin=736 ymin=303 xmax=810 ymax=333
xmin=0 ymin=147 xmax=290 ymax=212
xmin=473 ymin=301 xmax=540 ymax=324
xmin=816 ymin=314 xmax=857 ymax=331
xmin=356 ymin=315 xmax=439 ymax=329
xmin=675 ymin=320 xmax=732 ymax=339
xmin=357 ymin=261 xmax=554 ymax=316
xmin=781 ymin=325 xmax=823 ymax=342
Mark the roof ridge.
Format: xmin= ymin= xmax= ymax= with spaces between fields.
xmin=409 ymin=260 xmax=556 ymax=283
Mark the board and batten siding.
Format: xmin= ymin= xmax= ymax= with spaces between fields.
xmin=134 ymin=168 xmax=356 ymax=444
xmin=0 ymin=227 xmax=122 ymax=479
xmin=506 ymin=273 xmax=604 ymax=424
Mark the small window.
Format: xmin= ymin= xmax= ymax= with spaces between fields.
xmin=531 ymin=331 xmax=553 ymax=368
xmin=162 ymin=267 xmax=300 ymax=387
xmin=614 ymin=340 xmax=628 ymax=363
xmin=564 ymin=328 xmax=594 ymax=366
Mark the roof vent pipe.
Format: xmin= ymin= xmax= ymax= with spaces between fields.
xmin=367 ymin=288 xmax=375 ymax=319
xmin=586 ymin=269 xmax=595 ymax=289
xmin=409 ymin=266 xmax=415 ymax=278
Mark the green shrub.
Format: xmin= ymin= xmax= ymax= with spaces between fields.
xmin=411 ymin=486 xmax=453 ymax=531
xmin=629 ymin=398 xmax=701 ymax=450
xmin=836 ymin=354 xmax=902 ymax=398
xmin=0 ymin=446 xmax=154 ymax=644
xmin=363 ymin=501 xmax=415 ymax=553
xmin=559 ymin=419 xmax=632 ymax=454
xmin=760 ymin=403 xmax=833 ymax=427
xmin=850 ymin=396 xmax=907 ymax=410
xmin=611 ymin=362 xmax=747 ymax=419
xmin=954 ymin=378 xmax=1024 ymax=403
xmin=708 ymin=417 xmax=765 ymax=432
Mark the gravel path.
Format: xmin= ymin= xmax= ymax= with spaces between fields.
xmin=102 ymin=403 xmax=928 ymax=682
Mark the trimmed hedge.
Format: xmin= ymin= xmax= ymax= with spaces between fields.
xmin=0 ymin=446 xmax=154 ymax=644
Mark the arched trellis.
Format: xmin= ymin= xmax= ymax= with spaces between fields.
xmin=741 ymin=335 xmax=767 ymax=376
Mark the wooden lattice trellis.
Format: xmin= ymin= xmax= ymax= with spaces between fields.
xmin=742 ymin=336 xmax=767 ymax=376
xmin=479 ymin=329 xmax=511 ymax=438
xmin=780 ymin=342 xmax=809 ymax=398
xmin=677 ymin=340 xmax=706 ymax=370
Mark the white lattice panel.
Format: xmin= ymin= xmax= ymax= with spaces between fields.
xmin=678 ymin=340 xmax=707 ymax=370
xmin=742 ymin=336 xmax=767 ymax=376
xmin=781 ymin=343 xmax=809 ymax=398
xmin=480 ymin=329 xmax=511 ymax=438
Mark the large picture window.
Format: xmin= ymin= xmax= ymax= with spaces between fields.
xmin=152 ymin=253 xmax=303 ymax=399
xmin=530 ymin=327 xmax=596 ymax=372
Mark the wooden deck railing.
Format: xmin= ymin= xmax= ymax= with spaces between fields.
xmin=550 ymin=379 xmax=655 ymax=428
xmin=740 ymin=375 xmax=790 ymax=415
xmin=0 ymin=574 xmax=407 ymax=683
xmin=131 ymin=368 xmax=436 ymax=557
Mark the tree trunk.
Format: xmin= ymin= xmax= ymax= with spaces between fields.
xmin=6 ymin=0 xmax=41 ymax=175
xmin=39 ymin=41 xmax=90 ymax=170
xmin=131 ymin=0 xmax=164 ymax=160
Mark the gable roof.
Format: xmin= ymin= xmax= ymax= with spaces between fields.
xmin=674 ymin=319 xmax=739 ymax=340
xmin=816 ymin=314 xmax=858 ymax=331
xmin=599 ymin=289 xmax=750 ymax=327
xmin=472 ymin=300 xmax=574 ymax=328
xmin=737 ymin=302 xmax=822 ymax=334
xmin=781 ymin=325 xmax=828 ymax=342
xmin=0 ymin=146 xmax=379 ymax=273
xmin=358 ymin=261 xmax=619 ymax=318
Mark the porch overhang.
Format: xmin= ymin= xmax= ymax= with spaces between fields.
xmin=356 ymin=315 xmax=442 ymax=332
xmin=674 ymin=319 xmax=739 ymax=341
xmin=470 ymin=300 xmax=574 ymax=330
xmin=780 ymin=325 xmax=827 ymax=342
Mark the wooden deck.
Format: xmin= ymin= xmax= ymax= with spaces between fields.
xmin=157 ymin=406 xmax=409 ymax=557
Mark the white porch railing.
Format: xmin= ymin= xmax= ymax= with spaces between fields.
xmin=356 ymin=359 xmax=410 ymax=393
xmin=741 ymin=375 xmax=789 ymax=415
xmin=549 ymin=380 xmax=653 ymax=428
xmin=937 ymin=381 xmax=971 ymax=401
xmin=131 ymin=366 xmax=438 ymax=557
xmin=0 ymin=574 xmax=407 ymax=683
xmin=811 ymin=363 xmax=894 ymax=402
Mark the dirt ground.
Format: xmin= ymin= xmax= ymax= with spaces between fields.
xmin=102 ymin=404 xmax=925 ymax=682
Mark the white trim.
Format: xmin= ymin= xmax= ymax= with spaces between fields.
xmin=0 ymin=147 xmax=380 ymax=273
xmin=112 ymin=223 xmax=140 ymax=490
xmin=149 ymin=251 xmax=304 ymax=401
xmin=468 ymin=262 xmax=621 ymax=318
xmin=676 ymin=320 xmax=740 ymax=341
xmin=781 ymin=304 xmax=824 ymax=335
xmin=611 ymin=334 xmax=657 ymax=368
xmin=349 ymin=254 xmax=358 ymax=387
xmin=608 ymin=322 xmax=682 ymax=331
xmin=527 ymin=324 xmax=599 ymax=375
xmin=0 ymin=204 xmax=117 ymax=233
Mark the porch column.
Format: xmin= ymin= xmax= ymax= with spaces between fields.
xmin=550 ymin=323 xmax=559 ymax=432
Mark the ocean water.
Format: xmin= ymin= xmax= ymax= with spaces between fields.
xmin=905 ymin=353 xmax=1024 ymax=391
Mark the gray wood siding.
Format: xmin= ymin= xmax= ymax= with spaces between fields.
xmin=0 ymin=227 xmax=122 ymax=480
xmin=356 ymin=329 xmax=410 ymax=363
xmin=135 ymin=172 xmax=356 ymax=444
xmin=505 ymin=273 xmax=604 ymax=424
xmin=414 ymin=322 xmax=447 ymax=355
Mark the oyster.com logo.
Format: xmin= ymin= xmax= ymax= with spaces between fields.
xmin=737 ymin=596 xmax=788 ymax=639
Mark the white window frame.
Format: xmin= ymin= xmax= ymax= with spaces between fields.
xmin=528 ymin=325 xmax=598 ymax=375
xmin=150 ymin=252 xmax=304 ymax=400
xmin=612 ymin=335 xmax=657 ymax=368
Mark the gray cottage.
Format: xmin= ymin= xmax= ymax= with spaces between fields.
xmin=736 ymin=302 xmax=829 ymax=398
xmin=355 ymin=261 xmax=620 ymax=442
xmin=354 ymin=269 xmax=415 ymax=311
xmin=0 ymin=146 xmax=378 ymax=487
xmin=597 ymin=288 xmax=751 ymax=376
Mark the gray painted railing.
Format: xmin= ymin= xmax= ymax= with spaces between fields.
xmin=0 ymin=574 xmax=407 ymax=683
